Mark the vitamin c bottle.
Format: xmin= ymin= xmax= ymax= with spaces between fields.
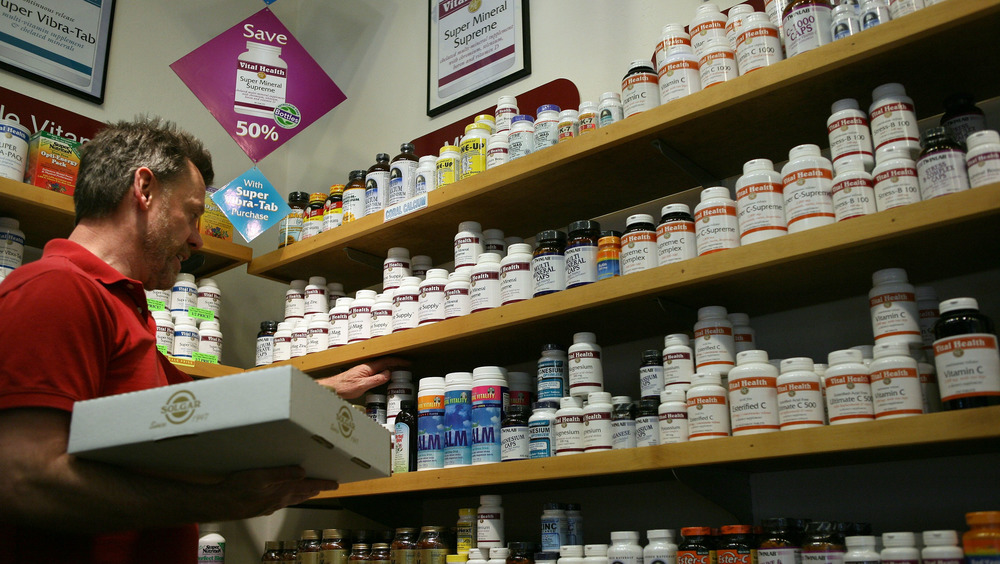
xmin=686 ymin=372 xmax=731 ymax=440
xmin=727 ymin=349 xmax=780 ymax=435
xmin=869 ymin=342 xmax=924 ymax=419
xmin=622 ymin=60 xmax=660 ymax=118
xmin=695 ymin=187 xmax=740 ymax=255
xmin=657 ymin=203 xmax=698 ymax=265
xmin=781 ymin=144 xmax=835 ymax=233
xmin=620 ymin=214 xmax=658 ymax=275
xmin=932 ymin=297 xmax=1000 ymax=409
xmin=777 ymin=357 xmax=825 ymax=430
xmin=735 ymin=159 xmax=787 ymax=244
xmin=782 ymin=0 xmax=833 ymax=57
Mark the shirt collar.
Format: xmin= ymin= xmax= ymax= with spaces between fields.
xmin=42 ymin=239 xmax=150 ymax=308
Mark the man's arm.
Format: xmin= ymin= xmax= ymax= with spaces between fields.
xmin=318 ymin=357 xmax=408 ymax=399
xmin=0 ymin=407 xmax=337 ymax=533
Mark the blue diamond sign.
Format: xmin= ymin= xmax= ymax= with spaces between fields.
xmin=211 ymin=167 xmax=290 ymax=243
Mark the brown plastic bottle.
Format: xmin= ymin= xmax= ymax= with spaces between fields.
xmin=507 ymin=541 xmax=536 ymax=564
xmin=679 ymin=527 xmax=717 ymax=564
xmin=800 ymin=521 xmax=843 ymax=564
xmin=322 ymin=529 xmax=350 ymax=564
xmin=280 ymin=540 xmax=298 ymax=562
xmin=391 ymin=527 xmax=419 ymax=564
xmin=299 ymin=530 xmax=321 ymax=564
xmin=417 ymin=526 xmax=448 ymax=564
xmin=757 ymin=518 xmax=804 ymax=564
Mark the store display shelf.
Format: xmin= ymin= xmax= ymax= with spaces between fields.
xmin=252 ymin=184 xmax=1000 ymax=377
xmin=0 ymin=177 xmax=252 ymax=278
xmin=168 ymin=357 xmax=243 ymax=378
xmin=306 ymin=405 xmax=1000 ymax=504
xmin=247 ymin=0 xmax=1000 ymax=291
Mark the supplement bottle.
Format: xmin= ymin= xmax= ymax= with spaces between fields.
xmin=921 ymin=531 xmax=963 ymax=564
xmin=585 ymin=545 xmax=610 ymax=564
xmin=759 ymin=518 xmax=803 ymax=564
xmin=304 ymin=276 xmax=329 ymax=317
xmin=412 ymin=255 xmax=433 ymax=281
xmin=417 ymin=376 xmax=446 ymax=470
xmin=327 ymin=282 xmax=345 ymax=300
xmin=966 ymin=130 xmax=1000 ymax=188
xmin=640 ymin=349 xmax=665 ymax=400
xmin=612 ymin=395 xmax=638 ymax=449
xmin=348 ymin=289 xmax=376 ymax=343
xmin=196 ymin=277 xmax=222 ymax=321
xmin=781 ymin=144 xmax=835 ymax=233
xmin=509 ymin=544 xmax=534 ymax=564
xmin=532 ymin=230 xmax=568 ymax=297
xmin=831 ymin=160 xmax=877 ymax=221
xmin=777 ymin=357 xmax=825 ymax=430
xmin=305 ymin=315 xmax=330 ymax=355
xmin=509 ymin=371 xmax=532 ymax=408
xmin=541 ymin=504 xmax=570 ymax=551
xmin=329 ymin=297 xmax=353 ymax=347
xmin=366 ymin=394 xmax=388 ymax=425
xmin=735 ymin=159 xmax=787 ymax=245
xmin=718 ymin=526 xmax=756 ymax=564
xmin=289 ymin=319 xmax=308 ymax=358
xmin=487 ymin=133 xmax=510 ymax=170
xmin=568 ymin=332 xmax=603 ymax=398
xmin=457 ymin=510 xmax=476 ymax=555
xmin=460 ymin=123 xmax=490 ymax=180
xmin=418 ymin=528 xmax=448 ymax=564
xmin=658 ymin=388 xmax=689 ymax=444
xmin=383 ymin=247 xmax=412 ymax=292
xmin=869 ymin=267 xmax=921 ymax=346
xmin=233 ymin=40 xmax=286 ymax=116
xmin=824 ymin=349 xmax=875 ymax=424
xmin=964 ymin=512 xmax=1000 ymax=564
xmin=657 ymin=203 xmax=698 ymax=265
xmin=365 ymin=153 xmax=391 ymax=216
xmin=578 ymin=102 xmax=599 ymax=135
xmin=736 ymin=13 xmax=784 ymax=75
xmin=455 ymin=221 xmax=485 ymax=270
xmin=917 ymin=127 xmax=970 ymax=199
xmin=387 ymin=370 xmax=415 ymax=428
xmin=322 ymin=184 xmax=344 ymax=231
xmin=278 ymin=191 xmax=309 ymax=247
xmin=621 ymin=213 xmax=658 ymax=275
xmin=933 ymin=297 xmax=1000 ymax=409
xmin=941 ymin=93 xmax=986 ymax=146
xmin=678 ymin=528 xmax=715 ymax=564
xmin=869 ymin=342 xmax=924 ymax=419
xmin=726 ymin=4 xmax=756 ymax=52
xmin=565 ymin=220 xmax=601 ymax=288
xmin=609 ymin=532 xmax=644 ymax=564
xmin=635 ymin=397 xmax=661 ymax=447
xmin=322 ymin=530 xmax=350 ymax=564
xmin=477 ymin=495 xmax=506 ymax=549
xmin=695 ymin=186 xmax=740 ymax=255
xmin=843 ymin=536 xmax=878 ymax=564
xmin=393 ymin=399 xmax=418 ymax=473
xmin=560 ymin=545 xmax=585 ymax=564
xmin=471 ymin=366 xmax=507 ymax=465
xmin=437 ymin=144 xmax=461 ymax=188
xmin=656 ymin=23 xmax=692 ymax=70
xmin=686 ymin=372 xmax=730 ymax=440
xmin=470 ymin=253 xmax=502 ymax=313
xmin=154 ymin=312 xmax=175 ymax=356
xmin=301 ymin=192 xmax=327 ymax=240
xmin=415 ymin=155 xmax=438 ymax=195
xmin=694 ymin=305 xmax=736 ymax=376
xmin=501 ymin=404 xmax=530 ymax=462
xmin=831 ymin=4 xmax=862 ymax=40
xmin=801 ymin=522 xmax=843 ymax=564
xmin=342 ymin=170 xmax=367 ymax=223
xmin=443 ymin=371 xmax=473 ymax=468
xmin=644 ymin=529 xmax=678 ymax=564
xmin=529 ymin=400 xmax=559 ymax=458
xmin=496 ymin=95 xmax=519 ymax=133
xmin=729 ymin=313 xmax=756 ymax=352
xmin=782 ymin=0 xmax=833 ymax=57
xmin=663 ymin=333 xmax=696 ymax=388
xmin=622 ymin=60 xmax=660 ymax=118
xmin=198 ymin=526 xmax=226 ymax=563
xmin=483 ymin=228 xmax=506 ymax=255
xmin=658 ymin=45 xmax=702 ymax=104
xmin=172 ymin=315 xmax=199 ymax=359
xmin=828 ymin=98 xmax=875 ymax=172
xmin=444 ymin=269 xmax=473 ymax=319
xmin=554 ymin=396 xmax=585 ymax=455
xmin=596 ymin=230 xmax=623 ymax=281
xmin=146 ymin=288 xmax=172 ymax=313
xmin=255 ymin=320 xmax=277 ymax=367
xmin=887 ymin=0 xmax=923 ymax=19
xmin=171 ymin=273 xmax=198 ymax=317
xmin=881 ymin=533 xmax=918 ymax=564
xmin=272 ymin=321 xmax=293 ymax=362
xmin=912 ymin=345 xmax=941 ymax=414
xmin=870 ymin=83 xmax=920 ymax=160
xmin=860 ymin=0 xmax=891 ymax=29
xmin=371 ymin=291 xmax=395 ymax=338
xmin=698 ymin=37 xmax=738 ymax=89
xmin=538 ymin=344 xmax=569 ymax=401
xmin=372 ymin=544 xmax=391 ymax=564
xmin=690 ymin=3 xmax=728 ymax=58
xmin=598 ymin=92 xmax=625 ymax=127
xmin=508 ymin=115 xmax=536 ymax=161
xmin=582 ymin=391 xmax=613 ymax=453
xmin=534 ymin=105 xmax=562 ymax=150
xmin=872 ymin=148 xmax=921 ymax=211
xmin=728 ymin=349 xmax=780 ymax=435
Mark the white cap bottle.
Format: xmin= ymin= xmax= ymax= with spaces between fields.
xmin=695 ymin=187 xmax=740 ymax=256
xmin=284 ymin=279 xmax=307 ymax=321
xmin=686 ymin=372 xmax=730 ymax=440
xmin=347 ymin=289 xmax=376 ymax=343
xmin=870 ymin=342 xmax=924 ymax=419
xmin=392 ymin=276 xmax=421 ymax=332
xmin=727 ymin=350 xmax=779 ymax=435
xmin=196 ymin=277 xmax=222 ymax=322
xmin=781 ymin=144 xmax=835 ymax=233
xmin=694 ymin=306 xmax=736 ymax=376
xmin=198 ymin=320 xmax=223 ymax=362
xmin=872 ymin=147 xmax=921 ymax=211
xmin=476 ymin=495 xmax=505 ymax=548
xmin=383 ymin=247 xmax=411 ymax=291
xmin=418 ymin=268 xmax=449 ymax=325
xmin=304 ymin=275 xmax=329 ymax=316
xmin=500 ymin=243 xmax=534 ymax=306
xmin=582 ymin=392 xmax=613 ymax=453
xmin=444 ymin=268 xmax=472 ymax=319
xmin=470 ymin=253 xmax=502 ymax=313
xmin=658 ymin=388 xmax=689 ymax=444
xmin=869 ymin=267 xmax=921 ymax=346
xmin=328 ymin=296 xmax=353 ymax=347
xmin=371 ymin=290 xmax=395 ymax=337
xmin=966 ymin=130 xmax=1000 ymax=188
xmin=663 ymin=333 xmax=695 ymax=388
xmin=870 ymin=83 xmax=920 ymax=160
xmin=554 ymin=396 xmax=585 ymax=456
xmin=455 ymin=221 xmax=485 ymax=269
xmin=568 ymin=332 xmax=603 ymax=397
xmin=272 ymin=321 xmax=293 ymax=361
xmin=828 ymin=98 xmax=875 ymax=172
xmin=824 ymin=349 xmax=875 ymax=424
xmin=776 ymin=357 xmax=825 ymax=430
xmin=735 ymin=159 xmax=786 ymax=245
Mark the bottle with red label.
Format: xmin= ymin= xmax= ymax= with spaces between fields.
xmin=728 ymin=349 xmax=780 ymax=435
xmin=869 ymin=267 xmax=922 ymax=346
xmin=694 ymin=306 xmax=737 ymax=376
xmin=622 ymin=60 xmax=660 ymax=118
xmin=686 ymin=372 xmax=730 ymax=440
xmin=621 ymin=214 xmax=659 ymax=275
xmin=869 ymin=342 xmax=924 ymax=419
xmin=678 ymin=527 xmax=716 ymax=564
xmin=717 ymin=525 xmax=756 ymax=564
xmin=777 ymin=357 xmax=825 ymax=430
xmin=932 ymin=297 xmax=1000 ymax=410
xmin=781 ymin=144 xmax=835 ymax=234
xmin=695 ymin=187 xmax=740 ymax=256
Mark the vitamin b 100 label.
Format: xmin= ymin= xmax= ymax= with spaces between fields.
xmin=933 ymin=334 xmax=1000 ymax=402
xmin=873 ymin=165 xmax=920 ymax=210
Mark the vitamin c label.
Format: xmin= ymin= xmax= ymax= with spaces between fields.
xmin=782 ymin=4 xmax=832 ymax=57
xmin=869 ymin=291 xmax=920 ymax=342
xmin=658 ymin=58 xmax=701 ymax=103
xmin=776 ymin=380 xmax=824 ymax=428
xmin=736 ymin=182 xmax=786 ymax=238
xmin=736 ymin=26 xmax=782 ymax=74
xmin=782 ymin=168 xmax=835 ymax=228
xmin=622 ymin=72 xmax=659 ymax=118
xmin=687 ymin=394 xmax=730 ymax=439
xmin=933 ymin=334 xmax=1000 ymax=401
xmin=695 ymin=203 xmax=739 ymax=255
xmin=825 ymin=373 xmax=875 ymax=422
xmin=657 ymin=220 xmax=697 ymax=265
xmin=620 ymin=230 xmax=657 ymax=274
xmin=694 ymin=326 xmax=736 ymax=372
xmin=870 ymin=366 xmax=923 ymax=417
xmin=728 ymin=376 xmax=779 ymax=433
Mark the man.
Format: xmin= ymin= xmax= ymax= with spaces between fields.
xmin=0 ymin=117 xmax=399 ymax=561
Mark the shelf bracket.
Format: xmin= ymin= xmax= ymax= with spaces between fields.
xmin=651 ymin=138 xmax=721 ymax=188
xmin=344 ymin=247 xmax=385 ymax=270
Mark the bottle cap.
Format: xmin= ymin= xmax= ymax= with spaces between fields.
xmin=922 ymin=530 xmax=959 ymax=546
xmin=567 ymin=220 xmax=601 ymax=234
xmin=660 ymin=203 xmax=692 ymax=217
xmin=537 ymin=104 xmax=561 ymax=114
xmin=872 ymin=267 xmax=909 ymax=285
xmin=736 ymin=349 xmax=769 ymax=364
xmin=873 ymin=82 xmax=907 ymax=100
xmin=664 ymin=333 xmax=690 ymax=347
xmin=697 ymin=305 xmax=728 ymax=320
xmin=559 ymin=545 xmax=584 ymax=557
xmin=690 ymin=372 xmax=722 ymax=387
xmin=743 ymin=158 xmax=775 ymax=174
xmin=573 ymin=332 xmax=597 ymax=343
xmin=828 ymin=349 xmax=864 ymax=365
xmin=458 ymin=221 xmax=483 ymax=233
xmin=882 ymin=532 xmax=916 ymax=547
xmin=626 ymin=213 xmax=655 ymax=226
xmin=511 ymin=114 xmax=535 ymax=125
xmin=966 ymin=130 xmax=1000 ymax=149
xmin=939 ymin=297 xmax=979 ymax=314
xmin=700 ymin=186 xmax=732 ymax=201
xmin=660 ymin=388 xmax=686 ymax=403
xmin=780 ymin=357 xmax=814 ymax=373
xmin=376 ymin=153 xmax=390 ymax=162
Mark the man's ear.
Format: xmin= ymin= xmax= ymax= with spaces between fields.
xmin=133 ymin=167 xmax=156 ymax=211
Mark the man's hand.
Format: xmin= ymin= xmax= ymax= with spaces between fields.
xmin=317 ymin=357 xmax=409 ymax=399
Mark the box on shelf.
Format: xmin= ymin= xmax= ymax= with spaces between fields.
xmin=67 ymin=366 xmax=389 ymax=482
xmin=24 ymin=131 xmax=81 ymax=195
xmin=200 ymin=185 xmax=235 ymax=242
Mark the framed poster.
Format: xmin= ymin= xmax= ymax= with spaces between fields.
xmin=0 ymin=0 xmax=116 ymax=104
xmin=427 ymin=0 xmax=530 ymax=117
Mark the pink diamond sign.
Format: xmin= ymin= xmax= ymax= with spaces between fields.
xmin=170 ymin=8 xmax=346 ymax=162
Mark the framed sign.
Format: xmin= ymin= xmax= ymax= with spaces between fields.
xmin=427 ymin=0 xmax=530 ymax=117
xmin=0 ymin=0 xmax=116 ymax=104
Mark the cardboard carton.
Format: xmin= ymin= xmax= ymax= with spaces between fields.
xmin=24 ymin=131 xmax=80 ymax=195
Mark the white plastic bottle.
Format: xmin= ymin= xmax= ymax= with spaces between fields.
xmin=663 ymin=334 xmax=695 ymax=388
xmin=418 ymin=268 xmax=449 ymax=325
xmin=598 ymin=92 xmax=625 ymax=127
xmin=832 ymin=161 xmax=877 ymax=221
xmin=198 ymin=526 xmax=226 ymax=564
xmin=290 ymin=319 xmax=309 ymax=358
xmin=870 ymin=83 xmax=921 ymax=160
xmin=529 ymin=400 xmax=559 ymax=459
xmin=860 ymin=0 xmax=891 ymax=29
xmin=371 ymin=290 xmax=395 ymax=337
xmin=415 ymin=155 xmax=438 ymax=195
xmin=729 ymin=313 xmax=756 ymax=353
xmin=689 ymin=3 xmax=728 ymax=58
xmin=557 ymin=109 xmax=579 ymax=143
xmin=694 ymin=306 xmax=736 ymax=376
xmin=560 ymin=545 xmax=586 ymax=564
xmin=726 ymin=4 xmax=755 ymax=52
xmin=644 ymin=530 xmax=678 ymax=564
xmin=508 ymin=115 xmax=536 ymax=161
xmin=170 ymin=273 xmax=198 ymax=317
xmin=0 ymin=217 xmax=24 ymax=275
xmin=694 ymin=187 xmax=740 ymax=256
xmin=455 ymin=221 xmax=485 ymax=270
xmin=495 ymin=95 xmax=518 ymax=133
xmin=608 ymin=531 xmax=644 ymax=564
xmin=828 ymin=98 xmax=875 ymax=172
xmin=735 ymin=13 xmax=784 ymax=75
xmin=777 ymin=357 xmax=825 ymax=430
xmin=582 ymin=391 xmax=613 ymax=453
xmin=578 ymin=102 xmax=600 ymax=136
xmin=486 ymin=134 xmax=509 ymax=170
xmin=477 ymin=495 xmax=505 ymax=549
xmin=870 ymin=342 xmax=924 ymax=419
xmin=657 ymin=45 xmax=702 ymax=104
xmin=921 ymin=531 xmax=964 ymax=564
xmin=172 ymin=315 xmax=199 ymax=359
xmin=554 ymin=396 xmax=585 ymax=456
xmin=437 ymin=144 xmax=461 ymax=188
xmin=656 ymin=203 xmax=697 ymax=266
xmin=585 ymin=545 xmax=610 ymax=564
xmin=568 ymin=332 xmax=603 ymax=398
xmin=305 ymin=315 xmax=330 ymax=354
xmin=824 ymin=349 xmax=875 ymax=424
xmin=887 ymin=0 xmax=924 ymax=19
xmin=383 ymin=247 xmax=411 ymax=291
xmin=697 ymin=37 xmax=738 ymax=89
xmin=727 ymin=350 xmax=780 ymax=435
xmin=966 ymin=130 xmax=1000 ymax=188
xmin=460 ymin=124 xmax=490 ymax=180
xmin=284 ymin=279 xmax=307 ymax=321
xmin=881 ymin=533 xmax=919 ymax=564
xmin=735 ymin=159 xmax=787 ymax=244
xmin=444 ymin=268 xmax=472 ymax=319
xmin=328 ymin=297 xmax=353 ymax=347
xmin=196 ymin=278 xmax=222 ymax=322
xmin=534 ymin=104 xmax=562 ymax=150
xmin=272 ymin=321 xmax=293 ymax=362
xmin=303 ymin=276 xmax=328 ymax=318
xmin=872 ymin=148 xmax=921 ymax=211
xmin=470 ymin=253 xmax=502 ymax=313
xmin=620 ymin=214 xmax=658 ymax=275
xmin=869 ymin=267 xmax=922 ymax=346
xmin=544 ymin=508 xmax=571 ymax=552
xmin=656 ymin=23 xmax=692 ymax=70
xmin=347 ymin=290 xmax=376 ymax=343
xmin=153 ymin=311 xmax=175 ymax=355
xmin=783 ymin=0 xmax=833 ymax=57
xmin=392 ymin=276 xmax=421 ymax=332
xmin=781 ymin=144 xmax=835 ymax=233
xmin=499 ymin=243 xmax=533 ymax=306
xmin=490 ymin=548 xmax=511 ymax=564
xmin=686 ymin=372 xmax=730 ymax=440
xmin=844 ymin=536 xmax=880 ymax=564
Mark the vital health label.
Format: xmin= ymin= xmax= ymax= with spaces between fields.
xmin=776 ymin=380 xmax=824 ymax=428
xmin=870 ymin=291 xmax=920 ymax=343
xmin=870 ymin=367 xmax=923 ymax=418
xmin=933 ymin=334 xmax=1000 ymax=402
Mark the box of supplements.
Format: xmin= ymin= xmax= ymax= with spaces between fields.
xmin=24 ymin=131 xmax=81 ymax=195
xmin=200 ymin=185 xmax=235 ymax=242
xmin=67 ymin=366 xmax=389 ymax=482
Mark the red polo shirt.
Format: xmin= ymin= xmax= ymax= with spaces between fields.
xmin=0 ymin=239 xmax=197 ymax=563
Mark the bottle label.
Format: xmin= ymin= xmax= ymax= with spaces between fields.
xmin=677 ymin=548 xmax=713 ymax=564
xmin=656 ymin=220 xmax=697 ymax=265
xmin=569 ymin=349 xmax=603 ymax=392
xmin=460 ymin=137 xmax=487 ymax=179
xmin=534 ymin=117 xmax=559 ymax=149
xmin=444 ymin=389 xmax=472 ymax=466
xmin=341 ymin=188 xmax=365 ymax=223
xmin=477 ymin=514 xmax=503 ymax=546
xmin=758 ymin=547 xmax=801 ymax=564
xmin=254 ymin=335 xmax=273 ymax=366
xmin=917 ymin=149 xmax=970 ymax=199
xmin=444 ymin=286 xmax=471 ymax=318
xmin=540 ymin=516 xmax=567 ymax=551
xmin=454 ymin=235 xmax=482 ymax=269
xmin=933 ymin=333 xmax=1000 ymax=401
xmin=383 ymin=259 xmax=410 ymax=290
xmin=388 ymin=159 xmax=418 ymax=205
xmin=694 ymin=326 xmax=736 ymax=373
xmin=801 ymin=552 xmax=843 ymax=564
xmin=471 ymin=384 xmax=504 ymax=464
xmin=870 ymin=101 xmax=919 ymax=152
xmin=417 ymin=393 xmax=444 ymax=470
xmin=557 ymin=120 xmax=578 ymax=141
xmin=418 ymin=284 xmax=446 ymax=324
xmin=579 ymin=111 xmax=598 ymax=133
xmin=273 ymin=335 xmax=292 ymax=360
xmin=736 ymin=25 xmax=782 ymax=74
xmin=611 ymin=418 xmax=637 ymax=449
xmin=393 ymin=292 xmax=420 ymax=332
xmin=832 ymin=175 xmax=877 ymax=221
xmin=566 ymin=244 xmax=598 ymax=288
xmin=719 ymin=548 xmax=755 ymax=564
xmin=782 ymin=168 xmax=835 ymax=230
xmin=622 ymin=71 xmax=659 ymax=118
xmin=582 ymin=411 xmax=613 ymax=451
xmin=728 ymin=376 xmax=779 ymax=433
xmin=869 ymin=291 xmax=920 ymax=342
xmin=329 ymin=313 xmax=350 ymax=346
xmin=470 ymin=270 xmax=501 ymax=312
xmin=500 ymin=260 xmax=533 ymax=304
xmin=486 ymin=145 xmax=509 ymax=169
xmin=304 ymin=288 xmax=328 ymax=315
xmin=687 ymin=394 xmax=730 ymax=439
xmin=538 ymin=359 xmax=567 ymax=399
xmin=967 ymin=150 xmax=1000 ymax=188
xmin=508 ymin=128 xmax=535 ymax=160
xmin=422 ymin=548 xmax=449 ymax=564
xmin=699 ymin=47 xmax=737 ymax=88
xmin=620 ymin=230 xmax=657 ymax=274
xmin=640 ymin=365 xmax=665 ymax=398
xmin=532 ymin=254 xmax=566 ymax=295
xmin=529 ymin=417 xmax=554 ymax=458
xmin=825 ymin=372 xmax=875 ymax=422
xmin=324 ymin=549 xmax=349 ymax=564
xmin=873 ymin=165 xmax=921 ymax=210
xmin=635 ymin=415 xmax=660 ymax=447
xmin=500 ymin=424 xmax=529 ymax=461
xmin=365 ymin=170 xmax=389 ymax=216
xmin=393 ymin=420 xmax=413 ymax=473
xmin=664 ymin=350 xmax=695 ymax=386
xmin=828 ymin=114 xmax=874 ymax=165
xmin=347 ymin=306 xmax=372 ymax=342
xmin=597 ymin=245 xmax=621 ymax=280
xmin=776 ymin=380 xmax=824 ymax=428
xmin=658 ymin=57 xmax=701 ymax=103
xmin=783 ymin=4 xmax=832 ymax=57
xmin=695 ymin=203 xmax=740 ymax=255
xmin=658 ymin=409 xmax=688 ymax=443
xmin=436 ymin=156 xmax=458 ymax=187
xmin=736 ymin=182 xmax=787 ymax=239
xmin=234 ymin=56 xmax=287 ymax=114
xmin=555 ymin=413 xmax=585 ymax=454
xmin=495 ymin=106 xmax=517 ymax=132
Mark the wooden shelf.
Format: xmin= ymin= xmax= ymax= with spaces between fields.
xmin=248 ymin=0 xmax=1000 ymax=291
xmin=167 ymin=357 xmax=244 ymax=378
xmin=250 ymin=184 xmax=1000 ymax=377
xmin=0 ymin=177 xmax=252 ymax=278
xmin=305 ymin=405 xmax=1000 ymax=505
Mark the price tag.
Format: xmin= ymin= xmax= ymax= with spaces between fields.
xmin=168 ymin=356 xmax=195 ymax=368
xmin=193 ymin=352 xmax=219 ymax=364
xmin=147 ymin=299 xmax=166 ymax=312
xmin=188 ymin=307 xmax=215 ymax=322
xmin=156 ymin=344 xmax=170 ymax=355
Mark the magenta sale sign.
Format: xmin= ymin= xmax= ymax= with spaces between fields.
xmin=170 ymin=8 xmax=346 ymax=162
